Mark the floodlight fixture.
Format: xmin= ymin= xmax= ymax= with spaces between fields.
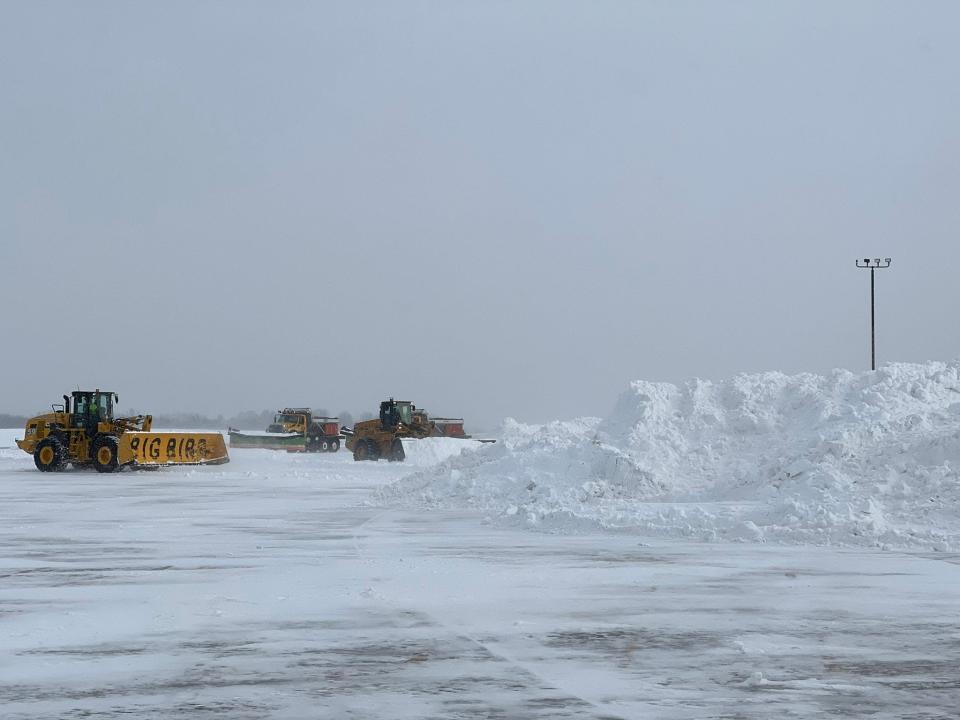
xmin=856 ymin=258 xmax=892 ymax=269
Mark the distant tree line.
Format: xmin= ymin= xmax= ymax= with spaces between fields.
xmin=0 ymin=408 xmax=376 ymax=430
xmin=128 ymin=408 xmax=373 ymax=430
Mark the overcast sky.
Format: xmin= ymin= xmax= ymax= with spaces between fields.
xmin=2 ymin=1 xmax=958 ymax=427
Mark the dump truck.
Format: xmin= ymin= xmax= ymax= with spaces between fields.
xmin=229 ymin=408 xmax=342 ymax=452
xmin=16 ymin=389 xmax=229 ymax=472
xmin=431 ymin=417 xmax=470 ymax=439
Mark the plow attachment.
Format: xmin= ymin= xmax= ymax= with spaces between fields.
xmin=119 ymin=432 xmax=230 ymax=467
xmin=228 ymin=429 xmax=306 ymax=452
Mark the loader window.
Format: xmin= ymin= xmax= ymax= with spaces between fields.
xmin=397 ymin=404 xmax=413 ymax=425
xmin=95 ymin=393 xmax=113 ymax=420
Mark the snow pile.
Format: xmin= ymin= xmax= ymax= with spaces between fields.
xmin=400 ymin=437 xmax=487 ymax=467
xmin=379 ymin=361 xmax=960 ymax=549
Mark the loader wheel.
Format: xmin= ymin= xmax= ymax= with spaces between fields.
xmin=34 ymin=437 xmax=68 ymax=472
xmin=388 ymin=438 xmax=406 ymax=462
xmin=352 ymin=441 xmax=367 ymax=461
xmin=329 ymin=439 xmax=340 ymax=453
xmin=353 ymin=439 xmax=378 ymax=461
xmin=92 ymin=435 xmax=120 ymax=473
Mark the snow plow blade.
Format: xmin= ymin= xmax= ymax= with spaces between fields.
xmin=118 ymin=432 xmax=230 ymax=467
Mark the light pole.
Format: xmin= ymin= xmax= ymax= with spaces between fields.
xmin=855 ymin=257 xmax=892 ymax=371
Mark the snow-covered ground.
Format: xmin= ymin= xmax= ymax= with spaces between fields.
xmin=3 ymin=412 xmax=960 ymax=718
xmin=384 ymin=362 xmax=960 ymax=551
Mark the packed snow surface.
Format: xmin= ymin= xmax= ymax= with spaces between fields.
xmin=4 ymin=437 xmax=960 ymax=717
xmin=379 ymin=361 xmax=960 ymax=550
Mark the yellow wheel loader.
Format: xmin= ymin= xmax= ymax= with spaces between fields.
xmin=16 ymin=389 xmax=229 ymax=472
xmin=346 ymin=399 xmax=442 ymax=462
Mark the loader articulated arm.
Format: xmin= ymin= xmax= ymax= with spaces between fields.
xmin=113 ymin=414 xmax=153 ymax=433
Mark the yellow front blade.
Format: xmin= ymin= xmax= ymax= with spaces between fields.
xmin=119 ymin=432 xmax=230 ymax=466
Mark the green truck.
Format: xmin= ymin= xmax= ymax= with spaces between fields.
xmin=228 ymin=408 xmax=342 ymax=453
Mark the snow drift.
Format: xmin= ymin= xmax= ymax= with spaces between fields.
xmin=378 ymin=361 xmax=960 ymax=550
xmin=399 ymin=436 xmax=486 ymax=467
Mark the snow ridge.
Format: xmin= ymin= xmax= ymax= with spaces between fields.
xmin=378 ymin=361 xmax=960 ymax=550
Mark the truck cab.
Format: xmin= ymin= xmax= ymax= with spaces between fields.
xmin=268 ymin=409 xmax=310 ymax=435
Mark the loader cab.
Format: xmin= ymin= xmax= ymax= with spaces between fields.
xmin=71 ymin=390 xmax=116 ymax=427
xmin=380 ymin=399 xmax=414 ymax=429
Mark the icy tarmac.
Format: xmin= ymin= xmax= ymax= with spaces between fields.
xmin=2 ymin=430 xmax=960 ymax=719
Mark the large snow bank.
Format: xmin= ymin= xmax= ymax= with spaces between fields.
xmin=378 ymin=361 xmax=960 ymax=550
